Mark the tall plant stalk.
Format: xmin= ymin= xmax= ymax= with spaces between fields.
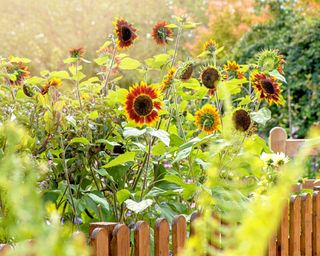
xmin=103 ymin=40 xmax=117 ymax=97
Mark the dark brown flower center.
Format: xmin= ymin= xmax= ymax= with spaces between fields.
xmin=121 ymin=26 xmax=132 ymax=42
xmin=201 ymin=68 xmax=220 ymax=89
xmin=134 ymin=95 xmax=153 ymax=116
xmin=181 ymin=64 xmax=193 ymax=80
xmin=233 ymin=109 xmax=251 ymax=132
xmin=261 ymin=79 xmax=275 ymax=94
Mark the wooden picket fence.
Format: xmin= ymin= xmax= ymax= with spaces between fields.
xmin=0 ymin=127 xmax=319 ymax=255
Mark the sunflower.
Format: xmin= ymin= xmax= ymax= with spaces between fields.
xmin=161 ymin=67 xmax=176 ymax=92
xmin=7 ymin=62 xmax=30 ymax=85
xmin=152 ymin=21 xmax=173 ymax=45
xmin=203 ymin=39 xmax=217 ymax=53
xmin=257 ymin=49 xmax=285 ymax=74
xmin=177 ymin=62 xmax=193 ymax=81
xmin=251 ymin=72 xmax=282 ymax=105
xmin=195 ymin=104 xmax=220 ymax=134
xmin=224 ymin=61 xmax=245 ymax=80
xmin=125 ymin=82 xmax=162 ymax=126
xmin=200 ymin=66 xmax=221 ymax=95
xmin=232 ymin=109 xmax=251 ymax=132
xmin=41 ymin=78 xmax=62 ymax=95
xmin=69 ymin=47 xmax=85 ymax=59
xmin=113 ymin=18 xmax=138 ymax=50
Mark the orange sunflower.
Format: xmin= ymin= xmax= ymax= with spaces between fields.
xmin=69 ymin=47 xmax=85 ymax=58
xmin=195 ymin=104 xmax=221 ymax=134
xmin=152 ymin=21 xmax=173 ymax=45
xmin=200 ymin=66 xmax=221 ymax=96
xmin=125 ymin=82 xmax=162 ymax=126
xmin=113 ymin=18 xmax=138 ymax=50
xmin=251 ymin=72 xmax=282 ymax=105
xmin=7 ymin=62 xmax=30 ymax=85
xmin=41 ymin=78 xmax=62 ymax=95
xmin=224 ymin=61 xmax=245 ymax=80
xmin=161 ymin=67 xmax=176 ymax=92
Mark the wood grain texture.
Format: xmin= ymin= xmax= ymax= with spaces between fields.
xmin=269 ymin=127 xmax=287 ymax=153
xmin=134 ymin=221 xmax=150 ymax=256
xmin=277 ymin=203 xmax=289 ymax=256
xmin=301 ymin=193 xmax=312 ymax=256
xmin=267 ymin=235 xmax=277 ymax=256
xmin=313 ymin=191 xmax=320 ymax=256
xmin=172 ymin=215 xmax=187 ymax=256
xmin=111 ymin=224 xmax=130 ymax=256
xmin=154 ymin=218 xmax=169 ymax=256
xmin=90 ymin=228 xmax=109 ymax=256
xmin=289 ymin=195 xmax=301 ymax=256
xmin=0 ymin=244 xmax=11 ymax=256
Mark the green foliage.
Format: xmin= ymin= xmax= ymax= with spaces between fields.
xmin=233 ymin=10 xmax=320 ymax=137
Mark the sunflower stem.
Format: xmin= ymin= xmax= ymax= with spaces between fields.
xmin=140 ymin=136 xmax=152 ymax=201
xmin=75 ymin=61 xmax=83 ymax=110
xmin=103 ymin=41 xmax=117 ymax=97
xmin=171 ymin=26 xmax=182 ymax=68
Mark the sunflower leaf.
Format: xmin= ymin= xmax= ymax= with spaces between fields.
xmin=251 ymin=107 xmax=271 ymax=126
xmin=119 ymin=57 xmax=141 ymax=70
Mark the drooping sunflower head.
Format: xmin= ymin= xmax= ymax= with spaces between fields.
xmin=203 ymin=39 xmax=218 ymax=53
xmin=251 ymin=72 xmax=282 ymax=105
xmin=224 ymin=60 xmax=245 ymax=80
xmin=41 ymin=78 xmax=62 ymax=95
xmin=152 ymin=21 xmax=173 ymax=46
xmin=125 ymin=82 xmax=162 ymax=126
xmin=22 ymin=84 xmax=35 ymax=97
xmin=113 ymin=18 xmax=138 ymax=50
xmin=177 ymin=61 xmax=193 ymax=81
xmin=161 ymin=67 xmax=176 ymax=92
xmin=69 ymin=47 xmax=85 ymax=59
xmin=257 ymin=49 xmax=285 ymax=74
xmin=232 ymin=108 xmax=252 ymax=132
xmin=195 ymin=104 xmax=221 ymax=134
xmin=7 ymin=62 xmax=30 ymax=85
xmin=200 ymin=66 xmax=221 ymax=95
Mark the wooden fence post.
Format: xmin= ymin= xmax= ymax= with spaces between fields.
xmin=91 ymin=228 xmax=109 ymax=256
xmin=111 ymin=224 xmax=130 ymax=256
xmin=134 ymin=221 xmax=150 ymax=256
xmin=190 ymin=212 xmax=200 ymax=236
xmin=277 ymin=203 xmax=289 ymax=256
xmin=313 ymin=191 xmax=320 ymax=256
xmin=290 ymin=195 xmax=301 ymax=256
xmin=154 ymin=218 xmax=169 ymax=256
xmin=301 ymin=193 xmax=312 ymax=256
xmin=269 ymin=127 xmax=287 ymax=153
xmin=0 ymin=244 xmax=11 ymax=256
xmin=172 ymin=215 xmax=187 ymax=256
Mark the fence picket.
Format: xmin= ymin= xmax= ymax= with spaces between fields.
xmin=190 ymin=212 xmax=200 ymax=236
xmin=134 ymin=221 xmax=150 ymax=256
xmin=277 ymin=203 xmax=289 ymax=256
xmin=111 ymin=224 xmax=130 ymax=256
xmin=0 ymin=244 xmax=11 ymax=256
xmin=289 ymin=195 xmax=301 ymax=256
xmin=172 ymin=215 xmax=187 ymax=256
xmin=267 ymin=235 xmax=277 ymax=256
xmin=313 ymin=191 xmax=320 ymax=256
xmin=301 ymin=193 xmax=312 ymax=256
xmin=90 ymin=228 xmax=109 ymax=256
xmin=154 ymin=218 xmax=169 ymax=256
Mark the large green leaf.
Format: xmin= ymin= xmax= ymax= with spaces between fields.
xmin=251 ymin=107 xmax=271 ymax=126
xmin=119 ymin=57 xmax=141 ymax=70
xmin=102 ymin=152 xmax=136 ymax=168
xmin=116 ymin=189 xmax=131 ymax=204
xmin=123 ymin=127 xmax=147 ymax=138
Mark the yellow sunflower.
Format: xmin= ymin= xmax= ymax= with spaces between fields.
xmin=224 ymin=61 xmax=245 ymax=80
xmin=152 ymin=21 xmax=173 ymax=46
xmin=200 ymin=66 xmax=221 ymax=96
xmin=161 ymin=67 xmax=176 ymax=92
xmin=113 ymin=18 xmax=138 ymax=50
xmin=251 ymin=72 xmax=282 ymax=105
xmin=125 ymin=82 xmax=162 ymax=126
xmin=195 ymin=104 xmax=221 ymax=134
xmin=232 ymin=109 xmax=251 ymax=132
xmin=41 ymin=78 xmax=62 ymax=95
xmin=203 ymin=39 xmax=217 ymax=53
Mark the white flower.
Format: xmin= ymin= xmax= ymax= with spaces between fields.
xmin=260 ymin=152 xmax=274 ymax=167
xmin=272 ymin=152 xmax=289 ymax=167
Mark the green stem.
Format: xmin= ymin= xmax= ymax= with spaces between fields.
xmin=75 ymin=61 xmax=82 ymax=110
xmin=103 ymin=42 xmax=117 ymax=96
xmin=171 ymin=26 xmax=182 ymax=68
xmin=140 ymin=136 xmax=152 ymax=200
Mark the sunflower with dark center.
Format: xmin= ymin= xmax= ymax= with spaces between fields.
xmin=152 ymin=21 xmax=173 ymax=45
xmin=224 ymin=61 xmax=245 ymax=80
xmin=251 ymin=72 xmax=282 ymax=105
xmin=178 ymin=62 xmax=193 ymax=81
xmin=195 ymin=104 xmax=220 ymax=134
xmin=125 ymin=82 xmax=162 ymax=126
xmin=7 ymin=62 xmax=30 ymax=85
xmin=232 ymin=109 xmax=251 ymax=132
xmin=161 ymin=67 xmax=176 ymax=92
xmin=200 ymin=66 xmax=221 ymax=95
xmin=114 ymin=18 xmax=138 ymax=50
xmin=69 ymin=47 xmax=85 ymax=59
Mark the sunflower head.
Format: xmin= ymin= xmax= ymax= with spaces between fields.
xmin=22 ymin=84 xmax=35 ymax=97
xmin=203 ymin=39 xmax=218 ymax=53
xmin=224 ymin=60 xmax=245 ymax=80
xmin=41 ymin=78 xmax=62 ymax=95
xmin=7 ymin=62 xmax=30 ymax=85
xmin=251 ymin=72 xmax=282 ymax=105
xmin=69 ymin=47 xmax=85 ymax=59
xmin=200 ymin=66 xmax=221 ymax=94
xmin=195 ymin=104 xmax=221 ymax=134
xmin=177 ymin=62 xmax=193 ymax=81
xmin=161 ymin=67 xmax=176 ymax=92
xmin=232 ymin=109 xmax=252 ymax=132
xmin=257 ymin=49 xmax=285 ymax=74
xmin=152 ymin=21 xmax=173 ymax=46
xmin=113 ymin=18 xmax=138 ymax=50
xmin=125 ymin=82 xmax=162 ymax=126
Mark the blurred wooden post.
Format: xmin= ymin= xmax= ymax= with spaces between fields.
xmin=172 ymin=215 xmax=187 ymax=256
xmin=301 ymin=193 xmax=312 ymax=256
xmin=277 ymin=203 xmax=289 ymax=256
xmin=290 ymin=195 xmax=301 ymax=256
xmin=313 ymin=191 xmax=320 ymax=255
xmin=190 ymin=212 xmax=200 ymax=236
xmin=0 ymin=244 xmax=11 ymax=256
xmin=269 ymin=127 xmax=287 ymax=153
xmin=154 ymin=218 xmax=169 ymax=256
xmin=134 ymin=221 xmax=150 ymax=256
xmin=111 ymin=224 xmax=130 ymax=256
